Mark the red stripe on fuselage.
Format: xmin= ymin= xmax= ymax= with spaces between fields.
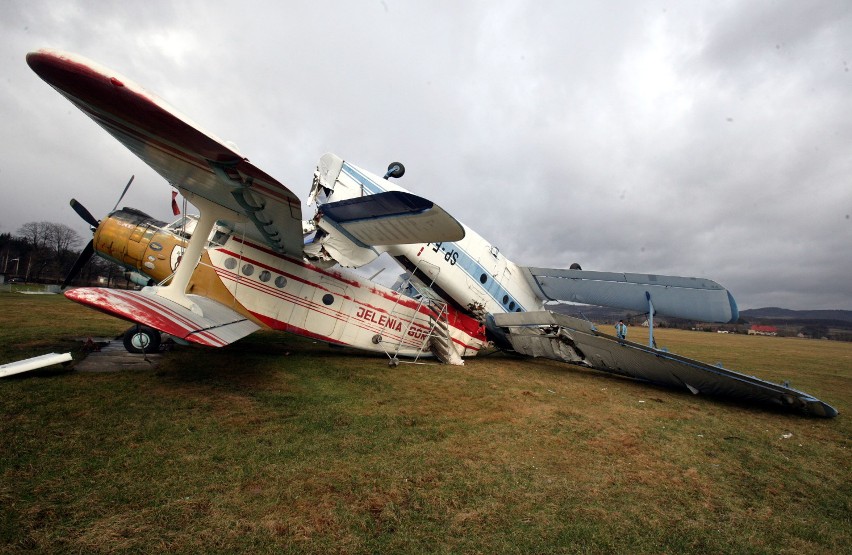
xmin=213 ymin=268 xmax=433 ymax=349
xmin=214 ymin=246 xmax=446 ymax=323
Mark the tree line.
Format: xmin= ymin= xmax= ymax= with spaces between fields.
xmin=1 ymin=221 xmax=121 ymax=285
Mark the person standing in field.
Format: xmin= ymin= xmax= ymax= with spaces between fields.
xmin=615 ymin=320 xmax=627 ymax=341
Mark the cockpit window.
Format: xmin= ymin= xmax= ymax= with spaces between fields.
xmin=166 ymin=215 xmax=199 ymax=239
xmin=210 ymin=229 xmax=230 ymax=246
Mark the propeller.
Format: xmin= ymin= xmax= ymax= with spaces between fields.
xmin=70 ymin=198 xmax=99 ymax=228
xmin=62 ymin=176 xmax=134 ymax=288
xmin=111 ymin=175 xmax=134 ymax=212
xmin=62 ymin=240 xmax=94 ymax=289
xmin=63 ymin=197 xmax=98 ymax=288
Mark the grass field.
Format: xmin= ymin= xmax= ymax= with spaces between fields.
xmin=1 ymin=292 xmax=850 ymax=554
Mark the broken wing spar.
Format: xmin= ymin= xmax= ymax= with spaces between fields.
xmin=493 ymin=311 xmax=838 ymax=418
xmin=523 ymin=268 xmax=739 ymax=323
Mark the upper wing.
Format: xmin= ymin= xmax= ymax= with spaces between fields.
xmin=524 ymin=267 xmax=739 ymax=323
xmin=27 ymin=49 xmax=303 ymax=256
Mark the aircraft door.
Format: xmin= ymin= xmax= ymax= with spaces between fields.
xmin=478 ymin=245 xmax=507 ymax=285
xmin=464 ymin=244 xmax=506 ymax=311
xmin=491 ymin=248 xmax=508 ymax=288
xmin=415 ymin=259 xmax=441 ymax=286
xmin=307 ymin=279 xmax=350 ymax=339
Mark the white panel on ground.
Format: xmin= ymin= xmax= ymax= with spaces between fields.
xmin=0 ymin=353 xmax=73 ymax=378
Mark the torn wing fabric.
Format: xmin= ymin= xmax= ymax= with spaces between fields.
xmin=304 ymin=229 xmax=380 ymax=269
xmin=27 ymin=49 xmax=304 ymax=257
xmin=523 ymin=268 xmax=739 ymax=323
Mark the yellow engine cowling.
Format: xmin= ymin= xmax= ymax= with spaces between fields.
xmin=93 ymin=208 xmax=187 ymax=284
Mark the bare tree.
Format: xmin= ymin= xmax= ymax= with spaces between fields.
xmin=14 ymin=221 xmax=85 ymax=282
xmin=45 ymin=223 xmax=83 ymax=255
xmin=16 ymin=221 xmax=50 ymax=250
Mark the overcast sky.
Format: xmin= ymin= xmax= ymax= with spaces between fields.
xmin=1 ymin=0 xmax=850 ymax=310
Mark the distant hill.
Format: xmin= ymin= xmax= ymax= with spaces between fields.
xmin=547 ymin=304 xmax=852 ymax=328
xmin=739 ymin=307 xmax=852 ymax=323
xmin=544 ymin=304 xmax=852 ymax=339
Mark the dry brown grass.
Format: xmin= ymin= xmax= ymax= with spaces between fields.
xmin=1 ymin=293 xmax=850 ymax=553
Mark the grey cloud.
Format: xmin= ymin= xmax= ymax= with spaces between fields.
xmin=1 ymin=0 xmax=849 ymax=309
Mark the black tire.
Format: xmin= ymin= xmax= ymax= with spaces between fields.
xmin=385 ymin=162 xmax=405 ymax=179
xmin=122 ymin=325 xmax=161 ymax=354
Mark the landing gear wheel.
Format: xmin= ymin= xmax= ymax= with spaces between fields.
xmin=123 ymin=325 xmax=161 ymax=354
xmin=384 ymin=162 xmax=405 ymax=180
xmin=388 ymin=356 xmax=400 ymax=368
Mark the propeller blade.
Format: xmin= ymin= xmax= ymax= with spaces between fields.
xmin=70 ymin=199 xmax=99 ymax=228
xmin=62 ymin=239 xmax=95 ymax=289
xmin=111 ymin=175 xmax=135 ymax=213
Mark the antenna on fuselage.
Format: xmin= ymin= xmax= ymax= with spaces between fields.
xmin=383 ymin=162 xmax=405 ymax=180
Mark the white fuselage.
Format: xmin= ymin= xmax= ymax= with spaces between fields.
xmin=207 ymin=234 xmax=486 ymax=357
xmin=316 ymin=158 xmax=545 ymax=318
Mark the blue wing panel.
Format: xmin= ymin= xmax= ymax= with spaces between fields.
xmin=319 ymin=192 xmax=464 ymax=246
xmin=321 ymin=191 xmax=433 ymax=222
xmin=524 ymin=267 xmax=739 ymax=323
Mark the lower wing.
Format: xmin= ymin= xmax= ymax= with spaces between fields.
xmin=320 ymin=190 xmax=464 ymax=246
xmin=523 ymin=267 xmax=739 ymax=323
xmin=492 ymin=311 xmax=836 ymax=417
xmin=65 ymin=287 xmax=260 ymax=347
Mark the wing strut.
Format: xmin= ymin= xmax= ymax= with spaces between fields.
xmin=155 ymin=194 xmax=239 ymax=314
xmin=646 ymin=292 xmax=655 ymax=348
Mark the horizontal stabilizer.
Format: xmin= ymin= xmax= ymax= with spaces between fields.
xmin=320 ymin=191 xmax=465 ymax=245
xmin=65 ymin=287 xmax=259 ymax=347
xmin=493 ymin=311 xmax=837 ymax=417
xmin=524 ymin=268 xmax=739 ymax=323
